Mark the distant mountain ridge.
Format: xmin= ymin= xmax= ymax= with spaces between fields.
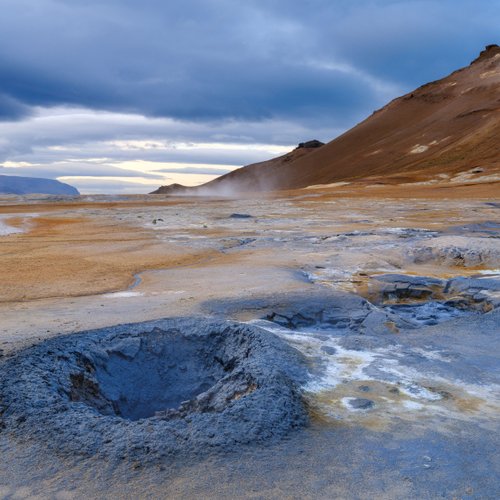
xmin=0 ymin=175 xmax=79 ymax=195
xmin=150 ymin=183 xmax=192 ymax=195
xmin=151 ymin=44 xmax=500 ymax=195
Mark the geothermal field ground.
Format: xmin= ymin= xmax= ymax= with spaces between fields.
xmin=0 ymin=183 xmax=499 ymax=498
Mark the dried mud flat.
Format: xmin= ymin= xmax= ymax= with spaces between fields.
xmin=0 ymin=186 xmax=499 ymax=499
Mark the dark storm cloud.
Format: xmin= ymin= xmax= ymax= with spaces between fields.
xmin=0 ymin=93 xmax=31 ymax=120
xmin=1 ymin=0 xmax=497 ymax=126
xmin=0 ymin=0 xmax=497 ymax=192
xmin=6 ymin=0 xmax=497 ymax=125
xmin=0 ymin=1 xmax=497 ymax=125
xmin=315 ymin=1 xmax=500 ymax=84
xmin=0 ymin=163 xmax=165 ymax=179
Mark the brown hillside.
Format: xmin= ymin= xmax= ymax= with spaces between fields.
xmin=197 ymin=44 xmax=500 ymax=193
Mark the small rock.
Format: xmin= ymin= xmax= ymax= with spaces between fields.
xmin=313 ymin=335 xmax=330 ymax=342
xmin=107 ymin=338 xmax=141 ymax=359
xmin=358 ymin=385 xmax=371 ymax=393
xmin=408 ymin=287 xmax=433 ymax=299
xmin=320 ymin=346 xmax=337 ymax=355
xmin=297 ymin=140 xmax=325 ymax=149
xmin=348 ymin=398 xmax=374 ymax=410
xmin=230 ymin=213 xmax=253 ymax=219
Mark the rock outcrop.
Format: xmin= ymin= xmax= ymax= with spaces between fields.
xmin=149 ymin=183 xmax=191 ymax=195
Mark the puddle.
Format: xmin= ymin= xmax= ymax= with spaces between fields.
xmin=0 ymin=220 xmax=23 ymax=236
xmin=101 ymin=273 xmax=144 ymax=298
xmin=0 ymin=214 xmax=38 ymax=236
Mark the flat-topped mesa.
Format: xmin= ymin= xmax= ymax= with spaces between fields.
xmin=472 ymin=44 xmax=500 ymax=64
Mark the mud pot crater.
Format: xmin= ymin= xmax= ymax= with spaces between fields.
xmin=0 ymin=318 xmax=307 ymax=462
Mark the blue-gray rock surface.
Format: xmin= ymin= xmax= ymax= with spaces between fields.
xmin=0 ymin=317 xmax=307 ymax=462
xmin=0 ymin=174 xmax=79 ymax=195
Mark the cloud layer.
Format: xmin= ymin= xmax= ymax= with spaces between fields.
xmin=0 ymin=0 xmax=498 ymax=192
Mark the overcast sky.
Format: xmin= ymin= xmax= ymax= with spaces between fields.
xmin=0 ymin=0 xmax=498 ymax=193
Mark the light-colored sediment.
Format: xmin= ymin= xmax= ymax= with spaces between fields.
xmin=1 ymin=183 xmax=498 ymax=347
xmin=0 ymin=183 xmax=499 ymax=498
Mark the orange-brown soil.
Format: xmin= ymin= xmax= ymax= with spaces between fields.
xmin=0 ymin=179 xmax=497 ymax=306
xmin=0 ymin=214 xmax=223 ymax=302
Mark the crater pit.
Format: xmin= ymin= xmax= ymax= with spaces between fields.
xmin=70 ymin=330 xmax=230 ymax=421
xmin=0 ymin=318 xmax=307 ymax=461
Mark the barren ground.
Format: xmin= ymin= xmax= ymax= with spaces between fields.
xmin=0 ymin=183 xmax=499 ymax=499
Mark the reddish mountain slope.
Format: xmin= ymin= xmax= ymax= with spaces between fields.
xmin=198 ymin=44 xmax=500 ymax=193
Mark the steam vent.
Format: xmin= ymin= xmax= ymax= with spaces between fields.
xmin=0 ymin=318 xmax=307 ymax=461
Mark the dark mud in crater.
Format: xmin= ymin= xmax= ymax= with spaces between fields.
xmin=70 ymin=330 xmax=229 ymax=421
xmin=0 ymin=318 xmax=308 ymax=462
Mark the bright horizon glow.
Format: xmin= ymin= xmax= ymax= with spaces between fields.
xmin=0 ymin=106 xmax=306 ymax=193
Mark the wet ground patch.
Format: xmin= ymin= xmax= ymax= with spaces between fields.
xmin=0 ymin=318 xmax=307 ymax=462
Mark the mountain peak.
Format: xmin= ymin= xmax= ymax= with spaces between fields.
xmin=472 ymin=44 xmax=500 ymax=64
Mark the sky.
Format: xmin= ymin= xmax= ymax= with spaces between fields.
xmin=0 ymin=0 xmax=498 ymax=194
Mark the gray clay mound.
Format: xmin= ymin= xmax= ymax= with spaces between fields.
xmin=0 ymin=318 xmax=307 ymax=462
